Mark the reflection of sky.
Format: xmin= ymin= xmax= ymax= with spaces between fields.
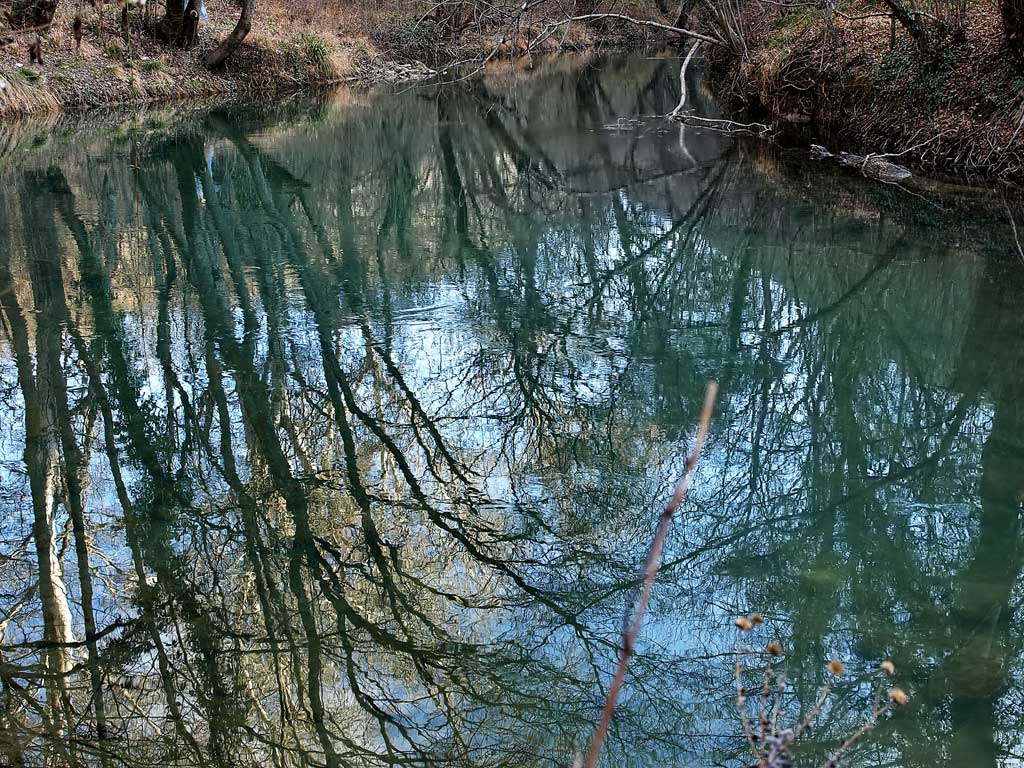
xmin=0 ymin=220 xmax=1001 ymax=766
xmin=0 ymin=61 xmax=1019 ymax=767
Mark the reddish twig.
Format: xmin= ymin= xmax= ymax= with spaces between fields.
xmin=819 ymin=700 xmax=894 ymax=768
xmin=759 ymin=670 xmax=772 ymax=742
xmin=794 ymin=685 xmax=831 ymax=737
xmin=736 ymin=653 xmax=766 ymax=768
xmin=580 ymin=380 xmax=718 ymax=768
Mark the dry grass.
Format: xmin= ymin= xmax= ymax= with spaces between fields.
xmin=261 ymin=0 xmax=381 ymax=38
xmin=709 ymin=0 xmax=1024 ymax=180
xmin=0 ymin=67 xmax=60 ymax=115
xmin=0 ymin=0 xmax=661 ymax=116
xmin=0 ymin=0 xmax=436 ymax=118
xmin=277 ymin=0 xmax=665 ymax=63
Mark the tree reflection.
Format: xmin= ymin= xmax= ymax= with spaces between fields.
xmin=0 ymin=54 xmax=1022 ymax=768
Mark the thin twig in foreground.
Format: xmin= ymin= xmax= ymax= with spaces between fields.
xmin=819 ymin=700 xmax=894 ymax=768
xmin=580 ymin=380 xmax=718 ymax=768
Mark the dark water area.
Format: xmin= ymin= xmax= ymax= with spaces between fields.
xmin=0 ymin=53 xmax=1023 ymax=768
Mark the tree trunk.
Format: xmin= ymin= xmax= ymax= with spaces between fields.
xmin=161 ymin=0 xmax=184 ymax=40
xmin=206 ymin=0 xmax=255 ymax=68
xmin=1001 ymin=0 xmax=1024 ymax=52
xmin=879 ymin=0 xmax=931 ymax=47
xmin=4 ymin=0 xmax=59 ymax=29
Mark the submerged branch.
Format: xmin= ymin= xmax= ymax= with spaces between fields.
xmin=671 ymin=114 xmax=773 ymax=135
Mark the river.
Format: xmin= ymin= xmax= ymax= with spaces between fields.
xmin=0 ymin=53 xmax=1022 ymax=768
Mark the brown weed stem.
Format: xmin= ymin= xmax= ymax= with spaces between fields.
xmin=580 ymin=380 xmax=718 ymax=768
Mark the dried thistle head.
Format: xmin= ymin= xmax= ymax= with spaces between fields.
xmin=889 ymin=687 xmax=909 ymax=706
xmin=767 ymin=641 xmax=783 ymax=657
xmin=750 ymin=613 xmax=764 ymax=625
xmin=881 ymin=660 xmax=895 ymax=676
xmin=735 ymin=616 xmax=754 ymax=631
xmin=828 ymin=659 xmax=846 ymax=676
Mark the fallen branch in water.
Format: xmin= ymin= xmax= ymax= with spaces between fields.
xmin=866 ymin=129 xmax=952 ymax=160
xmin=810 ymin=143 xmax=913 ymax=182
xmin=578 ymin=381 xmax=718 ymax=768
xmin=670 ymin=115 xmax=773 ymax=136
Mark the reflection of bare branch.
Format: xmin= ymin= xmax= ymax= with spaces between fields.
xmin=1005 ymin=198 xmax=1024 ymax=264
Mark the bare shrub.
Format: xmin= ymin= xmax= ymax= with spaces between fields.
xmin=369 ymin=13 xmax=449 ymax=64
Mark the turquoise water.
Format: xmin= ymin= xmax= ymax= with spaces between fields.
xmin=0 ymin=53 xmax=1022 ymax=767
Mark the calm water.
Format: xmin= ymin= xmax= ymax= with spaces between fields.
xmin=0 ymin=54 xmax=1022 ymax=768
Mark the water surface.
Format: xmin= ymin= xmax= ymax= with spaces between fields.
xmin=0 ymin=54 xmax=1023 ymax=768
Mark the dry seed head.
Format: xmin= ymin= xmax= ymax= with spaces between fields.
xmin=735 ymin=616 xmax=754 ymax=631
xmin=881 ymin=660 xmax=896 ymax=675
xmin=828 ymin=659 xmax=846 ymax=676
xmin=767 ymin=642 xmax=783 ymax=657
xmin=889 ymin=687 xmax=909 ymax=706
xmin=750 ymin=613 xmax=764 ymax=625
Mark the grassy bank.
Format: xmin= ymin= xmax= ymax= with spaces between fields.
xmin=0 ymin=0 xmax=659 ymax=120
xmin=0 ymin=0 xmax=440 ymax=118
xmin=705 ymin=1 xmax=1024 ymax=181
xmin=6 ymin=0 xmax=1018 ymax=184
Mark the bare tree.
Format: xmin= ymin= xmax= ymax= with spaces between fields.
xmin=206 ymin=0 xmax=256 ymax=68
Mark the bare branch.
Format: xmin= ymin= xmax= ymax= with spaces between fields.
xmin=538 ymin=12 xmax=723 ymax=45
xmin=669 ymin=38 xmax=701 ymax=117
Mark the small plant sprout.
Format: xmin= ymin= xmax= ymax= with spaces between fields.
xmin=734 ymin=617 xmax=910 ymax=768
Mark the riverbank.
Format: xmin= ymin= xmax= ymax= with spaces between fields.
xmin=704 ymin=1 xmax=1024 ymax=182
xmin=0 ymin=0 xmax=655 ymax=119
xmin=0 ymin=1 xmax=440 ymax=118
xmin=5 ymin=0 xmax=1022 ymax=184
